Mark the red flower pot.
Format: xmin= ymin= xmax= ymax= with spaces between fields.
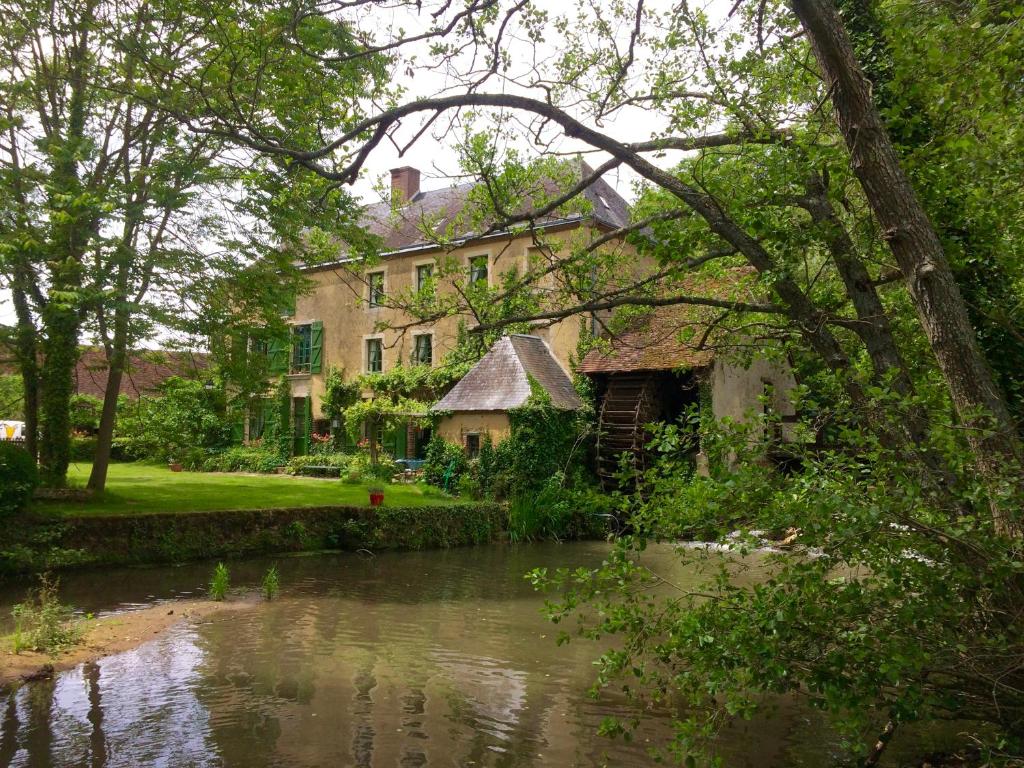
xmin=169 ymin=462 xmax=183 ymax=472
xmin=369 ymin=491 xmax=384 ymax=507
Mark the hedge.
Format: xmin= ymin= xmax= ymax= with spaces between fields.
xmin=0 ymin=503 xmax=505 ymax=574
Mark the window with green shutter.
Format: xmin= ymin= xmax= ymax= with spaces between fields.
xmin=291 ymin=324 xmax=312 ymax=373
xmin=267 ymin=336 xmax=289 ymax=374
xmin=310 ymin=321 xmax=323 ymax=373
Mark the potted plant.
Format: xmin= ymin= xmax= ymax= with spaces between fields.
xmin=168 ymin=459 xmax=183 ymax=472
xmin=368 ymin=486 xmax=385 ymax=507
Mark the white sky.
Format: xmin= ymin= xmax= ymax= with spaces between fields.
xmin=0 ymin=0 xmax=732 ymax=332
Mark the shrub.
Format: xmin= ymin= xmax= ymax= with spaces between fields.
xmin=116 ymin=377 xmax=231 ymax=463
xmin=69 ymin=394 xmax=103 ymax=433
xmin=202 ymin=445 xmax=282 ymax=473
xmin=261 ymin=566 xmax=280 ymax=600
xmin=286 ymin=452 xmax=353 ymax=476
xmin=0 ymin=442 xmax=38 ymax=518
xmin=507 ymin=472 xmax=612 ymax=542
xmin=208 ymin=562 xmax=230 ymax=601
xmin=10 ymin=575 xmax=82 ymax=654
xmin=423 ymin=436 xmax=467 ymax=491
xmin=69 ymin=434 xmax=97 ymax=462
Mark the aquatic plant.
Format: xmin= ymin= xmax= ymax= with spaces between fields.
xmin=10 ymin=574 xmax=82 ymax=654
xmin=261 ymin=566 xmax=280 ymax=600
xmin=209 ymin=562 xmax=230 ymax=601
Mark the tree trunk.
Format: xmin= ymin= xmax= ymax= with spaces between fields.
xmin=791 ymin=0 xmax=1022 ymax=531
xmin=88 ymin=243 xmax=133 ymax=492
xmin=87 ymin=351 xmax=124 ymax=492
xmin=37 ymin=14 xmax=91 ymax=486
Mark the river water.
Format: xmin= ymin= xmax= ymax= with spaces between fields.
xmin=0 ymin=542 xmax=960 ymax=767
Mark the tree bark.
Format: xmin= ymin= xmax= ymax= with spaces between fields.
xmin=37 ymin=11 xmax=92 ymax=486
xmin=791 ymin=0 xmax=1022 ymax=531
xmin=87 ymin=348 xmax=124 ymax=493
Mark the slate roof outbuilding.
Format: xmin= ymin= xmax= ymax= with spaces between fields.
xmin=431 ymin=335 xmax=583 ymax=413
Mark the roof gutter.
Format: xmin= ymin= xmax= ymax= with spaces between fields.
xmin=298 ymin=214 xmax=619 ymax=274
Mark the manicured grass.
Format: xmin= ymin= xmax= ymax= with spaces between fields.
xmin=35 ymin=463 xmax=454 ymax=517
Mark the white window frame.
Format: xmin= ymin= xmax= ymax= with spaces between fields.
xmin=411 ymin=331 xmax=434 ymax=367
xmin=412 ymin=259 xmax=435 ymax=293
xmin=366 ymin=269 xmax=386 ymax=308
xmin=467 ymin=252 xmax=491 ymax=287
xmin=363 ymin=334 xmax=385 ymax=373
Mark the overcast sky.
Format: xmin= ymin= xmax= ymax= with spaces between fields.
xmin=0 ymin=0 xmax=730 ymax=333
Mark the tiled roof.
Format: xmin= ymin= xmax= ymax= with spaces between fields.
xmin=324 ymin=160 xmax=630 ymax=261
xmin=578 ymin=268 xmax=757 ymax=375
xmin=431 ymin=335 xmax=583 ymax=412
xmin=74 ymin=348 xmax=209 ymax=399
xmin=1 ymin=346 xmax=209 ymax=398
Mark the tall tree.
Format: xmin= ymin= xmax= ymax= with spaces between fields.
xmin=0 ymin=0 xmax=385 ymax=488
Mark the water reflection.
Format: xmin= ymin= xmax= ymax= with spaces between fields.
xmin=0 ymin=542 xmax=948 ymax=767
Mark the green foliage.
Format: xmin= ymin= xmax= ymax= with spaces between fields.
xmin=10 ymin=575 xmax=82 ymax=655
xmin=284 ymin=450 xmax=399 ymax=483
xmin=2 ymin=502 xmax=500 ymax=572
xmin=115 ymin=377 xmax=230 ymax=463
xmin=534 ymin=403 xmax=1024 ymax=763
xmin=69 ymin=394 xmax=103 ymax=433
xmin=0 ymin=375 xmax=23 ymax=420
xmin=0 ymin=442 xmax=38 ymax=517
xmin=422 ymin=435 xmax=468 ymax=492
xmin=320 ymin=367 xmax=361 ymax=446
xmin=506 ymin=473 xmax=612 ymax=542
xmin=500 ymin=382 xmax=588 ymax=500
xmin=202 ymin=445 xmax=283 ymax=474
xmin=69 ymin=435 xmax=97 ymax=462
xmin=261 ymin=566 xmax=280 ymax=600
xmin=208 ymin=562 xmax=230 ymax=601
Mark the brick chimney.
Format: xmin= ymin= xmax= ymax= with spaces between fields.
xmin=390 ymin=166 xmax=420 ymax=205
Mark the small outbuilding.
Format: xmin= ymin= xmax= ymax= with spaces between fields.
xmin=430 ymin=335 xmax=583 ymax=455
xmin=579 ymin=270 xmax=799 ymax=485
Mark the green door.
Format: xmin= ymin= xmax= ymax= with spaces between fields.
xmin=292 ymin=397 xmax=310 ymax=456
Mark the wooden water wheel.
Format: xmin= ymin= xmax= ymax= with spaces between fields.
xmin=595 ymin=373 xmax=661 ymax=488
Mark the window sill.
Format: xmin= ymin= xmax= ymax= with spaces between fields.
xmin=287 ymin=371 xmax=312 ymax=379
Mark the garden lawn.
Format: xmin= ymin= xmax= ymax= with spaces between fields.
xmin=35 ymin=463 xmax=455 ymax=517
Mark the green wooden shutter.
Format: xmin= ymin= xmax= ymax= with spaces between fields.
xmin=310 ymin=321 xmax=323 ymax=373
xmin=268 ymin=336 xmax=288 ymax=374
xmin=230 ymin=411 xmax=245 ymax=444
xmin=305 ymin=396 xmax=313 ymax=454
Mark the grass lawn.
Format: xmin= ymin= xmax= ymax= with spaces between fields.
xmin=35 ymin=462 xmax=455 ymax=517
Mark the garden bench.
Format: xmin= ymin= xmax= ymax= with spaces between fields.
xmin=299 ymin=465 xmax=342 ymax=478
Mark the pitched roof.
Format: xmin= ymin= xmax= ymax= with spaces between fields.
xmin=313 ymin=161 xmax=630 ymax=265
xmin=431 ymin=335 xmax=583 ymax=412
xmin=1 ymin=346 xmax=209 ymax=398
xmin=578 ymin=268 xmax=757 ymax=375
xmin=73 ymin=348 xmax=209 ymax=399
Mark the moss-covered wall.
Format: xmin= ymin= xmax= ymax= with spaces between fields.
xmin=0 ymin=504 xmax=505 ymax=576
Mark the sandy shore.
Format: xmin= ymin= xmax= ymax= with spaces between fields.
xmin=0 ymin=598 xmax=257 ymax=691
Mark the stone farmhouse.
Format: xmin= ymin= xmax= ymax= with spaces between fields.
xmin=255 ymin=165 xmax=798 ymax=465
